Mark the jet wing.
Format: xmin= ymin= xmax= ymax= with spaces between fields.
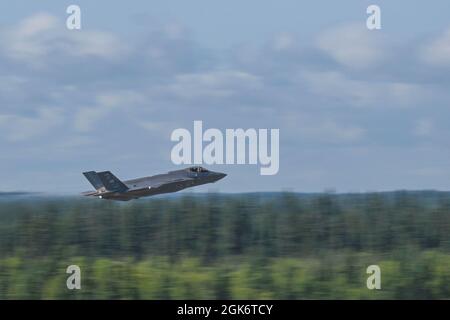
xmin=144 ymin=178 xmax=195 ymax=193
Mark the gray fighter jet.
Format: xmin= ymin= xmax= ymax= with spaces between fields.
xmin=82 ymin=166 xmax=227 ymax=201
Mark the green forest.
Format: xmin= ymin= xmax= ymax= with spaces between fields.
xmin=1 ymin=191 xmax=450 ymax=299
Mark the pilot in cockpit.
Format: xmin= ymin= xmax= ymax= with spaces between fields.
xmin=189 ymin=166 xmax=209 ymax=173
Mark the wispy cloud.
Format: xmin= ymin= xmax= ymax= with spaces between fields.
xmin=0 ymin=12 xmax=449 ymax=192
xmin=420 ymin=27 xmax=450 ymax=67
xmin=316 ymin=23 xmax=387 ymax=69
xmin=0 ymin=13 xmax=127 ymax=68
xmin=0 ymin=107 xmax=64 ymax=141
xmin=414 ymin=118 xmax=434 ymax=137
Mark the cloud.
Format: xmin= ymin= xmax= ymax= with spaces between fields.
xmin=280 ymin=110 xmax=365 ymax=144
xmin=96 ymin=91 xmax=144 ymax=108
xmin=62 ymin=31 xmax=127 ymax=60
xmin=300 ymin=70 xmax=425 ymax=108
xmin=0 ymin=12 xmax=449 ymax=192
xmin=272 ymin=33 xmax=296 ymax=52
xmin=16 ymin=12 xmax=57 ymax=37
xmin=420 ymin=27 xmax=450 ymax=67
xmin=301 ymin=120 xmax=365 ymax=143
xmin=74 ymin=91 xmax=144 ymax=132
xmin=74 ymin=105 xmax=114 ymax=133
xmin=0 ymin=107 xmax=64 ymax=141
xmin=2 ymin=13 xmax=57 ymax=61
xmin=414 ymin=118 xmax=434 ymax=137
xmin=316 ymin=23 xmax=386 ymax=69
xmin=0 ymin=12 xmax=127 ymax=67
xmin=161 ymin=70 xmax=262 ymax=100
xmin=138 ymin=121 xmax=175 ymax=134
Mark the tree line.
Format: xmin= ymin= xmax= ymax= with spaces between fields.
xmin=0 ymin=191 xmax=450 ymax=299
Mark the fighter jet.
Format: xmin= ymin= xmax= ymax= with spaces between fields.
xmin=81 ymin=166 xmax=227 ymax=201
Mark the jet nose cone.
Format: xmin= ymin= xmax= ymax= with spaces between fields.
xmin=213 ymin=172 xmax=227 ymax=181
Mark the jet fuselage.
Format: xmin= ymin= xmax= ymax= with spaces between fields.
xmin=82 ymin=167 xmax=226 ymax=201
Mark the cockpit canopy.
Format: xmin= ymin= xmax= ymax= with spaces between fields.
xmin=189 ymin=166 xmax=209 ymax=173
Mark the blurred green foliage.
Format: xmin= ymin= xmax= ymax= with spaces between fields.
xmin=0 ymin=191 xmax=450 ymax=299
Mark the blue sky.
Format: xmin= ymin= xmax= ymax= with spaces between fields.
xmin=1 ymin=1 xmax=450 ymax=193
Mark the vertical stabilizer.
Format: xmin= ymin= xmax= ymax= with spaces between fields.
xmin=82 ymin=171 xmax=105 ymax=190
